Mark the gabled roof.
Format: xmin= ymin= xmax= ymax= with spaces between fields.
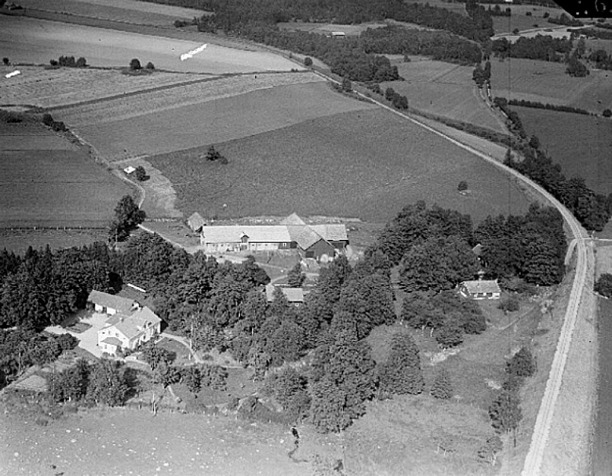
xmin=280 ymin=213 xmax=306 ymax=225
xmin=101 ymin=337 xmax=123 ymax=346
xmin=286 ymin=225 xmax=323 ymax=250
xmin=461 ymin=280 xmax=501 ymax=294
xmin=310 ymin=224 xmax=348 ymax=242
xmin=187 ymin=212 xmax=206 ymax=232
xmin=201 ymin=226 xmax=292 ymax=244
xmin=265 ymin=284 xmax=304 ymax=303
xmin=103 ymin=306 xmax=161 ymax=341
xmin=88 ymin=290 xmax=136 ymax=313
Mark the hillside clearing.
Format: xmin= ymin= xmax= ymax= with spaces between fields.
xmin=0 ymin=16 xmax=299 ymax=74
xmin=491 ymin=58 xmax=612 ymax=113
xmin=381 ymin=59 xmax=507 ymax=134
xmin=514 ymin=106 xmax=612 ymax=195
xmin=149 ymin=108 xmax=532 ymax=223
xmin=59 ymin=81 xmax=375 ymax=163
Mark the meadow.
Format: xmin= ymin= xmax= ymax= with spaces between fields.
xmin=491 ymin=6 xmax=566 ymax=35
xmin=514 ymin=106 xmax=612 ymax=195
xmin=381 ymin=59 xmax=508 ymax=134
xmin=0 ymin=16 xmax=298 ymax=74
xmin=59 ymin=80 xmax=375 ymax=162
xmin=149 ymin=108 xmax=532 ymax=224
xmin=0 ymin=66 xmax=211 ymax=109
xmin=15 ymin=0 xmax=208 ymax=26
xmin=0 ymin=121 xmax=131 ymax=227
xmin=490 ymin=58 xmax=612 ymax=113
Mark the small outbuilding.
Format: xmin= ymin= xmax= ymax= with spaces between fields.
xmin=87 ymin=290 xmax=139 ymax=315
xmin=187 ymin=212 xmax=206 ymax=233
xmin=459 ymin=279 xmax=502 ymax=300
xmin=265 ymin=284 xmax=304 ymax=305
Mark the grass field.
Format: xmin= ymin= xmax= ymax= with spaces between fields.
xmin=513 ymin=106 xmax=612 ymax=195
xmin=381 ymin=59 xmax=508 ymax=134
xmin=149 ymin=108 xmax=532 ymax=224
xmin=491 ymin=58 xmax=612 ymax=113
xmin=277 ymin=21 xmax=387 ymax=36
xmin=0 ymin=121 xmax=131 ymax=227
xmin=491 ymin=6 xmax=567 ymax=34
xmin=59 ymin=80 xmax=375 ymax=162
xmin=15 ymin=0 xmax=208 ymax=26
xmin=0 ymin=229 xmax=108 ymax=253
xmin=0 ymin=16 xmax=299 ymax=74
xmin=0 ymin=65 xmax=213 ymax=109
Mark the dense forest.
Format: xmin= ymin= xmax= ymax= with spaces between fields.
xmin=491 ymin=35 xmax=573 ymax=61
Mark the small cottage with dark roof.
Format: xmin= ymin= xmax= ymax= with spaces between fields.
xmin=87 ymin=290 xmax=138 ymax=315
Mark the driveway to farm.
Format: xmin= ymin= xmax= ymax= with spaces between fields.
xmin=45 ymin=312 xmax=109 ymax=358
xmin=160 ymin=332 xmax=203 ymax=364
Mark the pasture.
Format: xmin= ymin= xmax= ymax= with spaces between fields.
xmin=0 ymin=16 xmax=299 ymax=74
xmin=0 ymin=121 xmax=131 ymax=227
xmin=58 ymin=79 xmax=375 ymax=162
xmin=278 ymin=21 xmax=387 ymax=36
xmin=514 ymin=106 xmax=612 ymax=195
xmin=490 ymin=58 xmax=612 ymax=113
xmin=491 ymin=6 xmax=566 ymax=34
xmin=149 ymin=108 xmax=532 ymax=224
xmin=381 ymin=59 xmax=508 ymax=134
xmin=0 ymin=66 xmax=211 ymax=109
xmin=15 ymin=0 xmax=208 ymax=26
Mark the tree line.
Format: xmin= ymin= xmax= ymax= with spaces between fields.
xmin=494 ymin=98 xmax=612 ymax=231
xmin=491 ymin=35 xmax=573 ymax=61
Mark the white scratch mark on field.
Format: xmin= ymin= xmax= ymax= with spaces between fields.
xmin=5 ymin=70 xmax=20 ymax=79
xmin=180 ymin=44 xmax=207 ymax=61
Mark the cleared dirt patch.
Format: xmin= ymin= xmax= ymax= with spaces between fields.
xmin=514 ymin=106 xmax=612 ymax=195
xmin=491 ymin=58 xmax=612 ymax=113
xmin=149 ymin=108 xmax=532 ymax=223
xmin=61 ymin=80 xmax=375 ymax=162
xmin=0 ymin=65 xmax=213 ymax=109
xmin=0 ymin=16 xmax=299 ymax=74
xmin=382 ymin=59 xmax=507 ymax=133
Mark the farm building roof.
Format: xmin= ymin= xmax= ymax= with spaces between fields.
xmin=187 ymin=212 xmax=206 ymax=232
xmin=280 ymin=213 xmax=307 ymax=225
xmin=461 ymin=280 xmax=501 ymax=294
xmin=124 ymin=166 xmax=136 ymax=174
xmin=201 ymin=226 xmax=292 ymax=244
xmin=265 ymin=284 xmax=304 ymax=303
xmin=101 ymin=337 xmax=123 ymax=347
xmin=87 ymin=290 xmax=136 ymax=313
xmin=310 ymin=224 xmax=348 ymax=242
xmin=286 ymin=225 xmax=323 ymax=250
xmin=105 ymin=306 xmax=161 ymax=341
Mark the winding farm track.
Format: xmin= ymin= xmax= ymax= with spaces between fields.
xmin=312 ymin=71 xmax=591 ymax=475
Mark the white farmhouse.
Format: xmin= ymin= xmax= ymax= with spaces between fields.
xmin=98 ymin=306 xmax=162 ymax=354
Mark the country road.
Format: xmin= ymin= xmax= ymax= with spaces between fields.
xmin=311 ymin=70 xmax=592 ymax=475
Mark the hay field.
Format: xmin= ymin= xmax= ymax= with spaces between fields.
xmin=59 ymin=80 xmax=376 ymax=162
xmin=514 ymin=106 xmax=612 ymax=195
xmin=278 ymin=21 xmax=387 ymax=36
xmin=150 ymin=108 xmax=532 ymax=223
xmin=16 ymin=0 xmax=208 ymax=26
xmin=491 ymin=58 xmax=612 ymax=113
xmin=0 ymin=16 xmax=299 ymax=74
xmin=0 ymin=122 xmax=131 ymax=227
xmin=491 ymin=6 xmax=565 ymax=34
xmin=0 ymin=66 xmax=212 ymax=109
xmin=381 ymin=60 xmax=507 ymax=133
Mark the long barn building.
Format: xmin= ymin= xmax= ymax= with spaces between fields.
xmin=199 ymin=213 xmax=348 ymax=261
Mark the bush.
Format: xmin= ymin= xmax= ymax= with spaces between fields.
xmin=506 ymin=347 xmax=535 ymax=377
xmin=134 ymin=165 xmax=148 ymax=182
xmin=42 ymin=113 xmax=54 ymax=126
xmin=430 ymin=368 xmax=453 ymax=399
xmin=457 ymin=180 xmax=468 ymax=192
xmin=51 ymin=121 xmax=67 ymax=132
xmin=595 ymin=273 xmax=612 ymax=298
xmin=49 ymin=59 xmax=58 ymax=67
xmin=603 ymin=109 xmax=612 ymax=118
xmin=498 ymin=295 xmax=520 ymax=312
xmin=304 ymin=57 xmax=313 ymax=67
xmin=2 ymin=57 xmax=9 ymax=66
xmin=129 ymin=58 xmax=142 ymax=70
xmin=56 ymin=333 xmax=79 ymax=351
xmin=76 ymin=57 xmax=87 ymax=68
xmin=145 ymin=62 xmax=155 ymax=70
xmin=59 ymin=56 xmax=76 ymax=67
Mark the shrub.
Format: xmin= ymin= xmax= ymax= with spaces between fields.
xmin=56 ymin=333 xmax=79 ymax=351
xmin=59 ymin=56 xmax=76 ymax=67
xmin=595 ymin=273 xmax=612 ymax=298
xmin=430 ymin=368 xmax=453 ymax=399
xmin=75 ymin=57 xmax=87 ymax=68
xmin=134 ymin=165 xmax=148 ymax=182
xmin=2 ymin=57 xmax=9 ymax=66
xmin=304 ymin=57 xmax=313 ymax=67
xmin=498 ymin=295 xmax=520 ymax=312
xmin=341 ymin=77 xmax=352 ymax=92
xmin=603 ymin=109 xmax=612 ymax=118
xmin=129 ymin=58 xmax=142 ymax=70
xmin=42 ymin=113 xmax=54 ymax=126
xmin=145 ymin=62 xmax=155 ymax=70
xmin=506 ymin=347 xmax=535 ymax=377
xmin=49 ymin=59 xmax=58 ymax=67
xmin=457 ymin=180 xmax=468 ymax=191
xmin=543 ymin=12 xmax=550 ymax=18
xmin=51 ymin=121 xmax=67 ymax=132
